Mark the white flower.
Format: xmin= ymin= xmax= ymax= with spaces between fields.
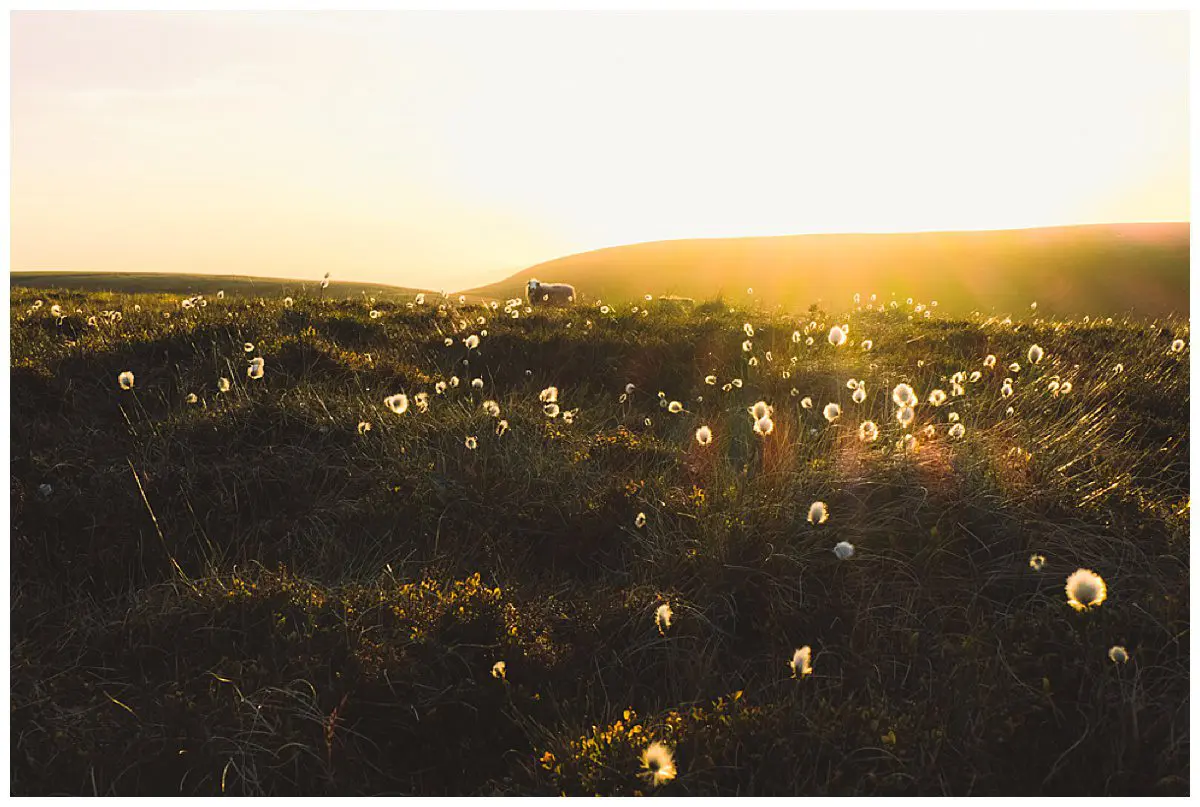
xmin=415 ymin=293 xmax=425 ymax=305
xmin=1028 ymin=344 xmax=1044 ymax=364
xmin=857 ymin=420 xmax=879 ymax=442
xmin=385 ymin=394 xmax=409 ymax=414
xmin=704 ymin=375 xmax=717 ymax=385
xmin=948 ymin=422 xmax=965 ymax=439
xmin=668 ymin=401 xmax=683 ymax=414
xmin=984 ymin=354 xmax=996 ymax=368
xmin=790 ymin=646 xmax=813 ymax=677
xmin=1108 ymin=646 xmax=1129 ymax=664
xmin=641 ymin=741 xmax=677 ymax=786
xmin=846 ymin=378 xmax=859 ymax=390
xmin=1009 ymin=362 xmax=1021 ymax=373
xmin=743 ymin=339 xmax=753 ymax=353
xmin=861 ymin=339 xmax=873 ymax=352
xmin=896 ymin=406 xmax=915 ymax=427
xmin=828 ymin=325 xmax=847 ymax=347
xmin=928 ymin=389 xmax=947 ymax=406
xmin=186 ymin=393 xmax=198 ymax=404
xmin=464 ymin=436 xmax=478 ymax=450
xmin=449 ymin=376 xmax=460 ymax=388
xmin=247 ymin=357 xmax=265 ymax=380
xmin=482 ymin=400 xmax=501 ymax=417
xmin=801 ymin=396 xmax=813 ymax=409
xmin=753 ymin=416 xmax=774 ymax=436
xmin=50 ymin=304 xmax=63 ymax=318
xmin=743 ymin=322 xmax=755 ymax=337
xmin=243 ymin=342 xmax=255 ymax=353
xmin=654 ymin=602 xmax=672 ymax=633
xmin=1171 ymin=338 xmax=1186 ymax=353
xmin=471 ymin=378 xmax=484 ymax=390
xmin=732 ymin=378 xmax=743 ymax=388
xmin=1065 ymin=568 xmax=1107 ymax=611
xmin=465 ymin=334 xmax=480 ymax=349
xmin=117 ymin=371 xmax=135 ymax=390
xmin=283 ymin=297 xmax=294 ymax=308
xmin=807 ymin=501 xmax=828 ymax=525
xmin=695 ymin=425 xmax=713 ymax=446
xmin=544 ymin=403 xmax=560 ymax=418
xmin=792 ymin=330 xmax=802 ymax=343
xmin=1029 ymin=554 xmax=1046 ymax=571
xmin=217 ymin=377 xmax=231 ymax=393
xmin=750 ymin=401 xmax=772 ymax=420
xmin=833 ymin=541 xmax=855 ymax=560
xmin=635 ymin=512 xmax=647 ymax=529
xmin=491 ymin=660 xmax=507 ymax=679
xmin=892 ymin=384 xmax=916 ymax=407
xmin=540 ymin=386 xmax=559 ymax=403
xmin=823 ymin=403 xmax=841 ymax=422
xmin=625 ymin=383 xmax=636 ymax=395
xmin=852 ymin=387 xmax=867 ymax=404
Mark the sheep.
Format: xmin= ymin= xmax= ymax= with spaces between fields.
xmin=526 ymin=279 xmax=576 ymax=306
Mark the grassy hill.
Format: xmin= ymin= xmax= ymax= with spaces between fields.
xmin=10 ymin=285 xmax=1189 ymax=796
xmin=461 ymin=223 xmax=1190 ymax=316
xmin=10 ymin=271 xmax=436 ymax=302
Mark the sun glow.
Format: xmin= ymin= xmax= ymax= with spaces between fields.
xmin=11 ymin=12 xmax=1188 ymax=291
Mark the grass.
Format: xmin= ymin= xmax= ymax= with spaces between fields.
xmin=9 ymin=284 xmax=1190 ymax=795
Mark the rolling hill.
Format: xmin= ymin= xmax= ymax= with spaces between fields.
xmin=460 ymin=223 xmax=1190 ymax=316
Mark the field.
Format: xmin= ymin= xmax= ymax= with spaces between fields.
xmin=10 ymin=272 xmax=436 ymax=303
xmin=9 ymin=284 xmax=1190 ymax=796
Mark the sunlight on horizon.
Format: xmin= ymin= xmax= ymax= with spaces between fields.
xmin=11 ymin=11 xmax=1190 ymax=291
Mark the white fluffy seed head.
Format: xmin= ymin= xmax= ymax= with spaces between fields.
xmin=823 ymin=403 xmax=841 ymax=422
xmin=807 ymin=501 xmax=828 ymax=525
xmin=1065 ymin=568 xmax=1107 ymax=611
xmin=790 ymin=646 xmax=813 ymax=677
xmin=833 ymin=541 xmax=855 ymax=560
xmin=385 ymin=393 xmax=409 ymax=414
xmin=892 ymin=383 xmax=916 ymax=407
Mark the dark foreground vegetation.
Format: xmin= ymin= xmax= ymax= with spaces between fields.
xmin=9 ymin=285 xmax=1189 ymax=795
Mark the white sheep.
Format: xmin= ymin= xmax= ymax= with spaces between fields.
xmin=527 ymin=279 xmax=576 ymax=306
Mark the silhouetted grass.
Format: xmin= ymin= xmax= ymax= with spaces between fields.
xmin=9 ymin=286 xmax=1188 ymax=795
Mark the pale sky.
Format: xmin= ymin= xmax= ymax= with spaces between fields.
xmin=10 ymin=11 xmax=1190 ymax=291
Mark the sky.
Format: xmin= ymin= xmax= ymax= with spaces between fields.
xmin=10 ymin=11 xmax=1190 ymax=292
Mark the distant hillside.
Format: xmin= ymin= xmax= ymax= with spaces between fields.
xmin=461 ymin=223 xmax=1190 ymax=315
xmin=10 ymin=272 xmax=435 ymax=302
